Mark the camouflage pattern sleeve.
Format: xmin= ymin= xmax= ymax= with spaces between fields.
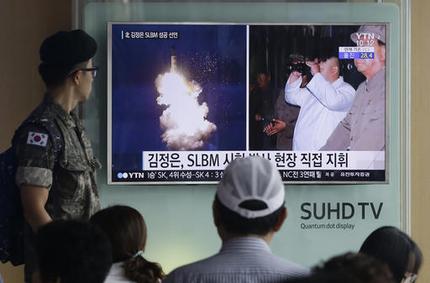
xmin=14 ymin=124 xmax=55 ymax=189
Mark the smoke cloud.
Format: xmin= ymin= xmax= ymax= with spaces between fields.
xmin=155 ymin=71 xmax=216 ymax=150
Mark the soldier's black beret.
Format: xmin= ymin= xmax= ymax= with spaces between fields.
xmin=39 ymin=29 xmax=97 ymax=67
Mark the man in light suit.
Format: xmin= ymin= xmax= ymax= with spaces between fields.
xmin=322 ymin=25 xmax=386 ymax=151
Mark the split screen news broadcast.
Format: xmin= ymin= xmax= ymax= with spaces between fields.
xmin=108 ymin=23 xmax=387 ymax=184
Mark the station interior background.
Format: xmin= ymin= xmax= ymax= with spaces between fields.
xmin=0 ymin=0 xmax=429 ymax=282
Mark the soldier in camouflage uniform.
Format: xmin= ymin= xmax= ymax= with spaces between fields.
xmin=14 ymin=30 xmax=101 ymax=282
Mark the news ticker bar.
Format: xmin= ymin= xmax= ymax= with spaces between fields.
xmin=112 ymin=169 xmax=386 ymax=183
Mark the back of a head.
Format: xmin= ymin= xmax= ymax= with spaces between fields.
xmin=360 ymin=226 xmax=423 ymax=283
xmin=215 ymin=156 xmax=286 ymax=236
xmin=90 ymin=205 xmax=164 ymax=283
xmin=303 ymin=252 xmax=395 ymax=283
xmin=36 ymin=220 xmax=112 ymax=283
xmin=90 ymin=205 xmax=146 ymax=262
xmin=39 ymin=29 xmax=97 ymax=87
xmin=283 ymin=272 xmax=363 ymax=283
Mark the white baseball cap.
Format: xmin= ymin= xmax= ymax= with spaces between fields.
xmin=216 ymin=156 xmax=285 ymax=219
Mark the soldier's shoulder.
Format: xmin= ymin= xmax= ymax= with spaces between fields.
xmin=13 ymin=102 xmax=60 ymax=145
xmin=26 ymin=102 xmax=58 ymax=124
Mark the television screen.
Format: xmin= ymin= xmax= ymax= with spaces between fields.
xmin=108 ymin=22 xmax=387 ymax=184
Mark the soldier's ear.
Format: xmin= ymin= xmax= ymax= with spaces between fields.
xmin=72 ymin=70 xmax=81 ymax=85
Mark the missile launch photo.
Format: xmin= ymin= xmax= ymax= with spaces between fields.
xmin=155 ymin=47 xmax=217 ymax=150
xmin=170 ymin=47 xmax=177 ymax=72
xmin=110 ymin=23 xmax=247 ymax=172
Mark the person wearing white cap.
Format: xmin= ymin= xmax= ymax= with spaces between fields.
xmin=322 ymin=25 xmax=386 ymax=151
xmin=164 ymin=156 xmax=308 ymax=283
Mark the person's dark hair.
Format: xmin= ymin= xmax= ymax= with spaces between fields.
xmin=359 ymin=226 xmax=422 ymax=283
xmin=90 ymin=205 xmax=164 ymax=283
xmin=256 ymin=71 xmax=271 ymax=78
xmin=214 ymin=196 xmax=285 ymax=236
xmin=36 ymin=220 xmax=112 ymax=283
xmin=410 ymin=239 xmax=423 ymax=274
xmin=39 ymin=63 xmax=69 ymax=88
xmin=313 ymin=252 xmax=394 ymax=283
xmin=377 ymin=39 xmax=386 ymax=46
xmin=39 ymin=61 xmax=88 ymax=88
xmin=284 ymin=252 xmax=395 ymax=283
xmin=285 ymin=272 xmax=389 ymax=283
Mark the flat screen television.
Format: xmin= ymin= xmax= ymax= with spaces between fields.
xmin=107 ymin=22 xmax=387 ymax=184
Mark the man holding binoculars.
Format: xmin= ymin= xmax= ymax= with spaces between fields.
xmin=284 ymin=55 xmax=355 ymax=151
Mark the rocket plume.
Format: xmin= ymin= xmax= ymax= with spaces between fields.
xmin=155 ymin=61 xmax=216 ymax=150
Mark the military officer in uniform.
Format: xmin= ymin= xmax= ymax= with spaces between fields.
xmin=322 ymin=25 xmax=386 ymax=151
xmin=13 ymin=30 xmax=101 ymax=282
